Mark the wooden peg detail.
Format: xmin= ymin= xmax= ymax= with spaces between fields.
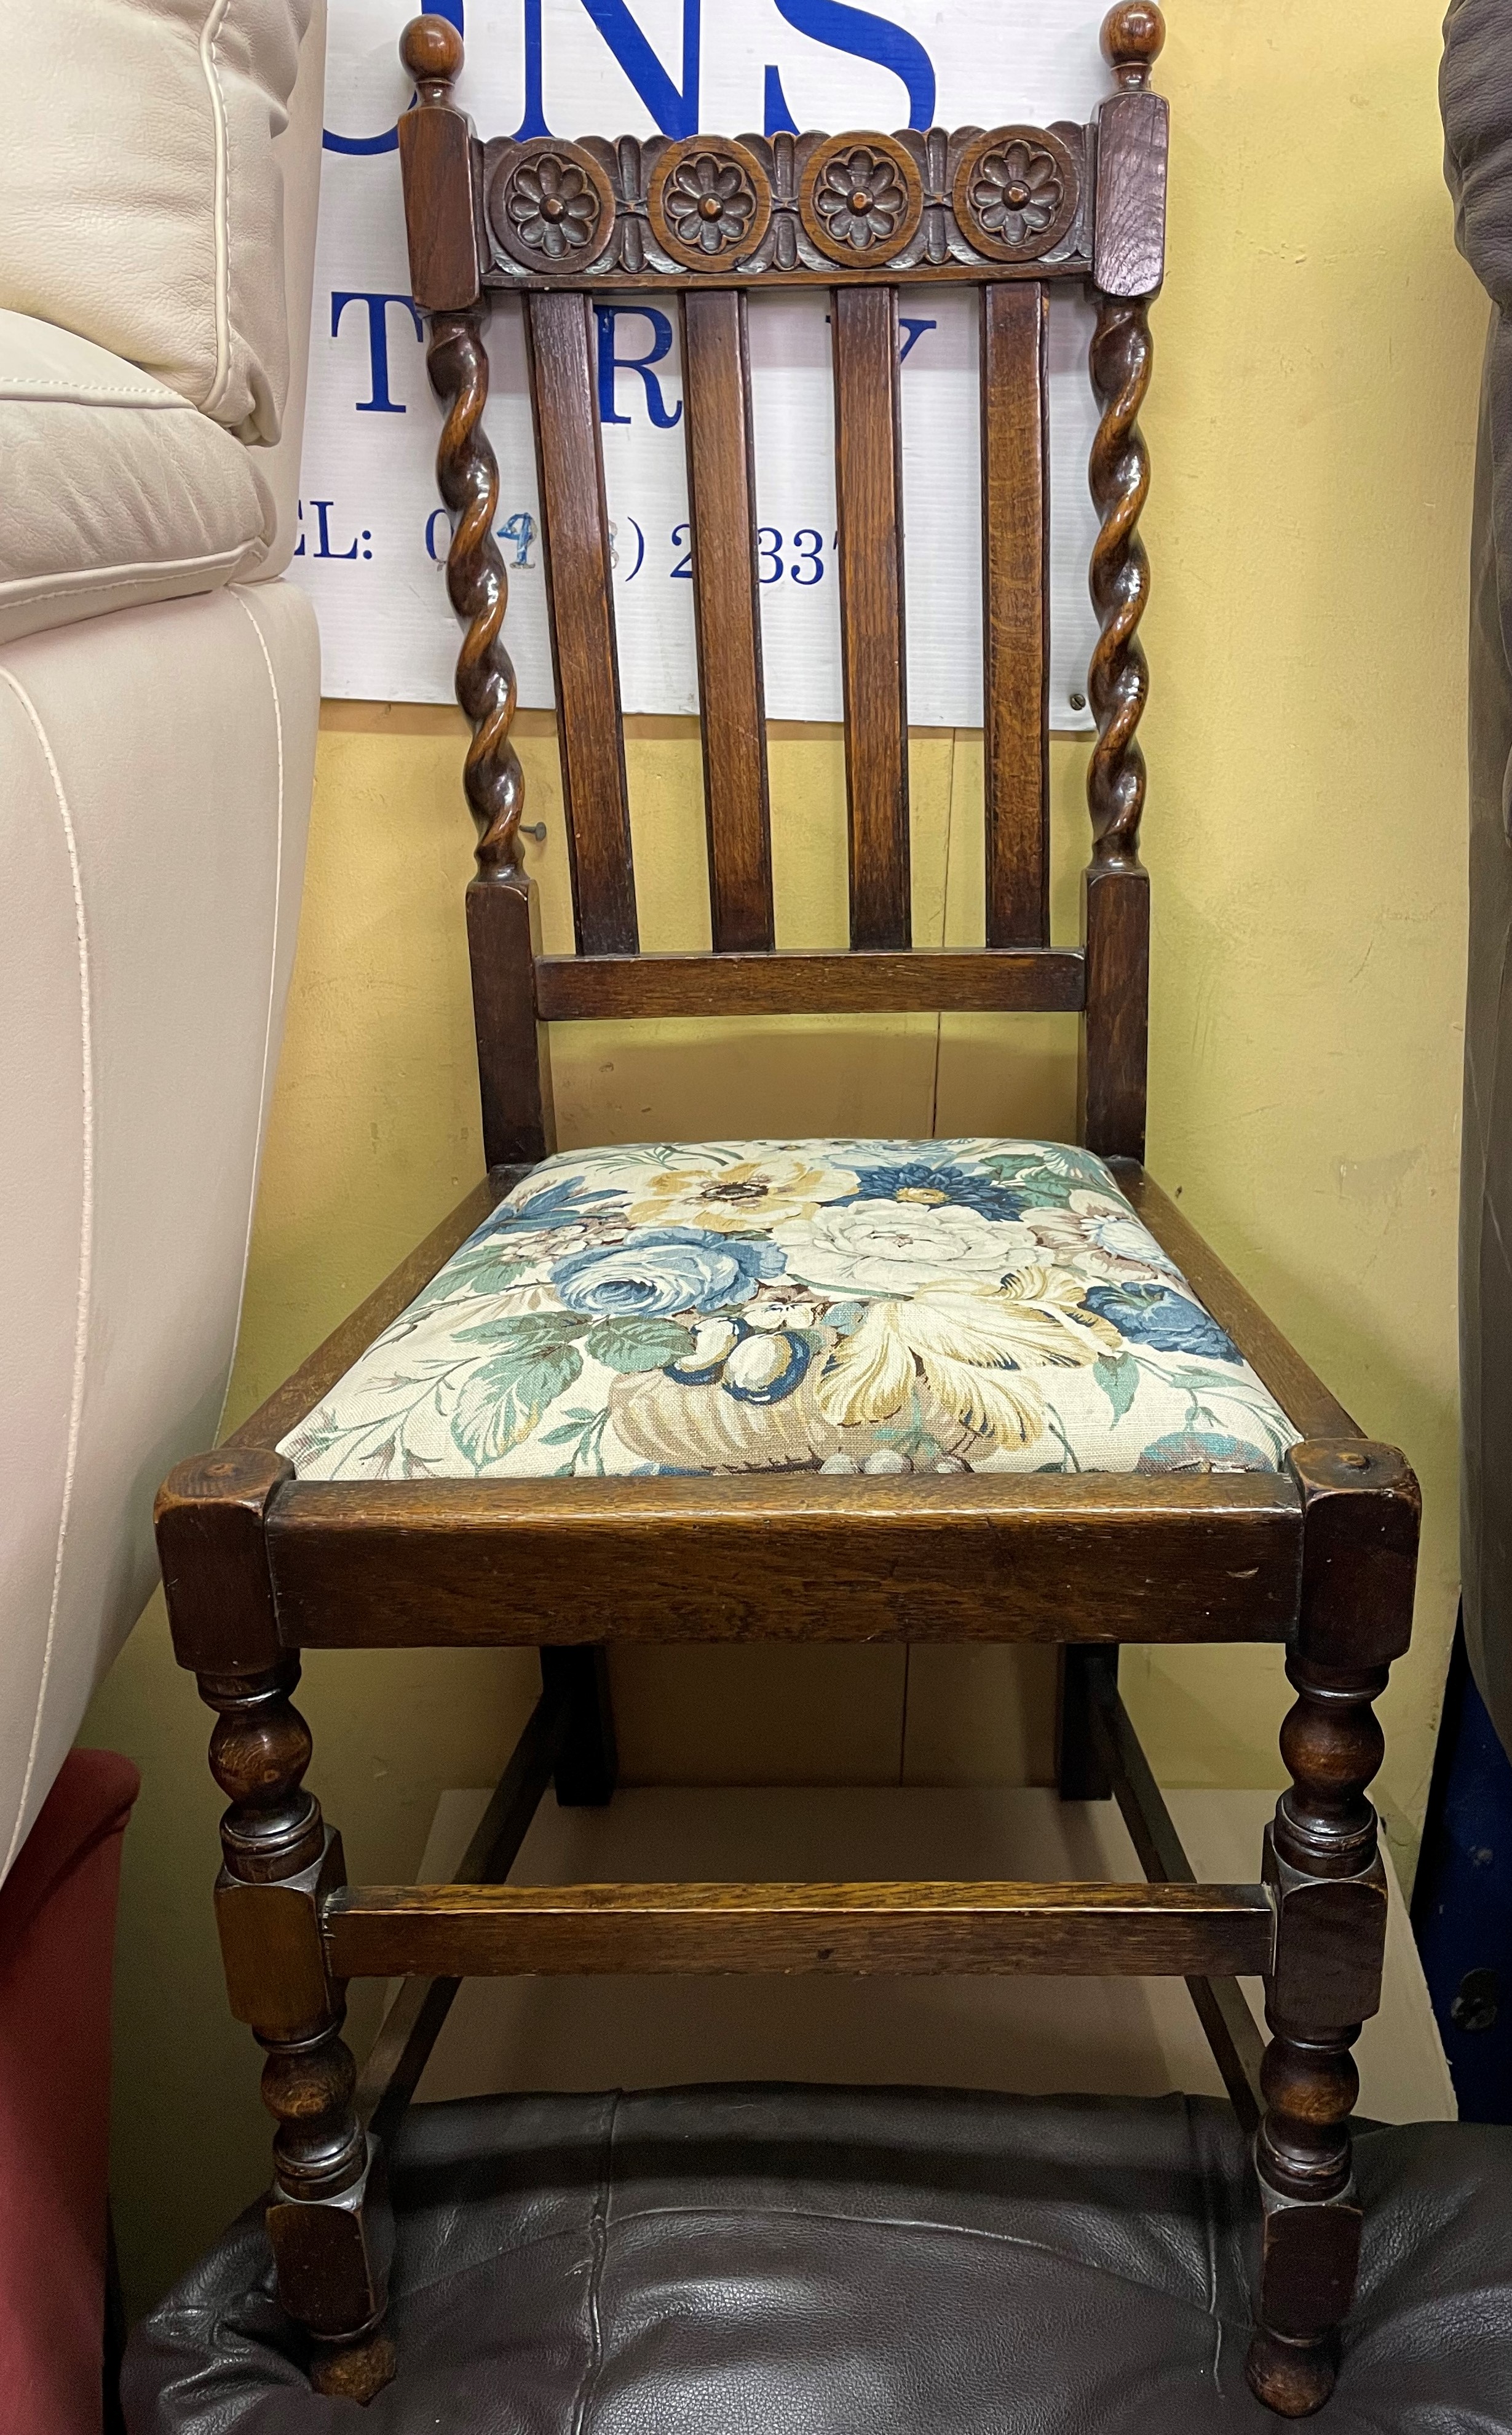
xmin=1102 ymin=2 xmax=1165 ymax=90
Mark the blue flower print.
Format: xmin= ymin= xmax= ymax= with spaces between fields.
xmin=550 ymin=1227 xmax=785 ymax=1318
xmin=1083 ymin=1283 xmax=1244 ymax=1364
xmin=849 ymin=1162 xmax=1035 ymax=1222
xmin=1137 ymin=1430 xmax=1273 ymax=1475
xmin=481 ymin=1175 xmax=623 ymax=1237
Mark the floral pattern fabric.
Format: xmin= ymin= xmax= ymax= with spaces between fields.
xmin=278 ymin=1140 xmax=1300 ymax=1483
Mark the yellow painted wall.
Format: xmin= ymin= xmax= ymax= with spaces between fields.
xmin=85 ymin=0 xmax=1487 ymax=2315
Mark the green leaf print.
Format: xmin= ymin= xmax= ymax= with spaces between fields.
xmin=583 ymin=1316 xmax=697 ymax=1373
xmin=1093 ymin=1353 xmax=1141 ymax=1423
xmin=450 ymin=1310 xmax=583 ymax=1351
xmin=450 ymin=1336 xmax=583 ymax=1464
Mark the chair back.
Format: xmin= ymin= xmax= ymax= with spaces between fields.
xmin=398 ymin=4 xmax=1168 ymax=1167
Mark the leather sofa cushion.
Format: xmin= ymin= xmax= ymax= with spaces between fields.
xmin=122 ymin=2084 xmax=1512 ymax=2431
xmin=0 ymin=314 xmax=271 ymax=645
xmin=0 ymin=0 xmax=311 ymax=445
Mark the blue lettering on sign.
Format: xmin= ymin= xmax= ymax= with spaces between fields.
xmin=298 ymin=502 xmax=373 ymax=559
xmin=898 ymin=316 xmax=936 ymax=362
xmin=763 ymin=0 xmax=935 ymax=136
xmin=331 ymin=292 xmax=424 ymax=412
xmin=516 ymin=0 xmax=700 ymax=140
xmin=323 ymin=0 xmax=463 ymax=152
xmin=426 ymin=508 xmax=539 ymax=564
xmin=501 ymin=512 xmax=538 ymax=566
xmin=595 ymin=306 xmax=682 ymax=428
xmin=322 ymin=0 xmax=938 ymax=159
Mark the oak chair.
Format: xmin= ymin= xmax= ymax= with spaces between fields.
xmin=154 ymin=4 xmax=1420 ymax=2417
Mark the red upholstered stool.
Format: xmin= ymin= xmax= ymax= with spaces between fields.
xmin=0 ymin=1749 xmax=140 ymax=2435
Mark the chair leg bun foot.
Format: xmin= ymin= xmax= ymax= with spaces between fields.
xmin=1245 ymin=2328 xmax=1338 ymax=2418
xmin=309 ymin=2330 xmax=398 ymax=2404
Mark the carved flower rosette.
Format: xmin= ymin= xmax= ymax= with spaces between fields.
xmin=489 ymin=140 xmax=615 ymax=273
xmin=952 ymin=126 xmax=1079 ymax=264
xmin=648 ymin=137 xmax=772 ymax=270
xmin=799 ymin=132 xmax=923 ymax=266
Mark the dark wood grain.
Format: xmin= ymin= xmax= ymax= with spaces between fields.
xmin=1115 ymin=1172 xmax=1361 ymax=1442
xmin=1079 ymin=863 xmax=1149 ymax=1160
xmin=1086 ymin=296 xmax=1152 ymax=867
xmin=468 ymin=875 xmax=555 ymax=1167
xmin=1094 ymin=92 xmax=1170 ymax=301
xmin=534 ymin=948 xmax=1085 ymax=1022
xmin=265 ymin=1471 xmax=1302 ymax=1650
xmin=1246 ymin=1421 xmax=1415 ymax=2415
xmin=397 ymin=19 xmax=479 ymax=314
xmin=228 ymin=1177 xmax=503 ymax=1453
xmin=524 ymin=289 xmax=638 ymax=953
xmin=156 ymin=1449 xmax=294 ymax=1674
xmin=833 ymin=284 xmax=910 ymax=948
xmin=981 ymin=282 xmax=1050 ymax=947
xmin=486 ymin=260 xmax=1094 ymax=295
xmin=425 ymin=304 xmax=526 ymax=878
xmin=478 ymin=121 xmax=1093 ymax=295
xmin=1285 ymin=1440 xmax=1420 ymax=1670
xmin=201 ymin=1657 xmax=390 ymax=2386
xmin=680 ymin=288 xmax=774 ymax=950
xmin=325 ymin=1877 xmax=1276 ymax=1982
xmin=1079 ymin=283 xmax=1155 ymax=1161
xmin=1250 ymin=1665 xmax=1389 ymax=2416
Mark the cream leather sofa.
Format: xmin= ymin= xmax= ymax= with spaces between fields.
xmin=0 ymin=0 xmax=326 ymax=1880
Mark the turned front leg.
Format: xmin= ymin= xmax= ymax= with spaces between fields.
xmin=1246 ymin=1443 xmax=1419 ymax=2418
xmin=1247 ymin=1656 xmax=1388 ymax=2415
xmin=202 ymin=1661 xmax=396 ymax=2402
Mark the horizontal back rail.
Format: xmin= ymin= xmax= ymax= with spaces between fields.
xmin=264 ymin=1471 xmax=1303 ymax=1650
xmin=472 ymin=115 xmax=1158 ymax=298
xmin=533 ymin=948 xmax=1085 ymax=1022
xmin=324 ymin=1878 xmax=1276 ymax=1981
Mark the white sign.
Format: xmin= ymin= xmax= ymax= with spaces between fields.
xmin=293 ymin=1 xmax=1112 ymax=729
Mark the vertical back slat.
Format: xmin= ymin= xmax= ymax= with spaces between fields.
xmin=681 ymin=289 xmax=774 ymax=953
xmin=833 ymin=284 xmax=910 ymax=950
xmin=524 ymin=290 xmax=638 ymax=955
xmin=981 ymin=281 xmax=1050 ymax=947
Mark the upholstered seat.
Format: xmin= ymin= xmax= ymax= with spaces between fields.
xmin=278 ymin=1140 xmax=1298 ymax=1484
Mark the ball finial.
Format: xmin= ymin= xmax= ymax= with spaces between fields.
xmin=400 ymin=14 xmax=464 ymax=90
xmin=1101 ymin=2 xmax=1165 ymax=88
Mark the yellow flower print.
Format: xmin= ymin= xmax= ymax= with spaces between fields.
xmin=625 ymin=1150 xmax=859 ymax=1234
xmin=815 ymin=1273 xmax=1121 ymax=1447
